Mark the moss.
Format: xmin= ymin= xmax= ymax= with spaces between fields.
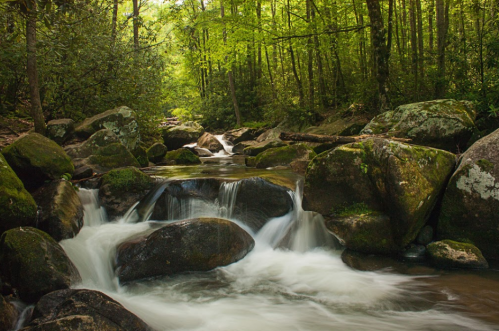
xmin=476 ymin=158 xmax=494 ymax=172
xmin=331 ymin=202 xmax=375 ymax=217
xmin=427 ymin=240 xmax=488 ymax=269
xmin=254 ymin=144 xmax=316 ymax=169
xmin=147 ymin=143 xmax=168 ymax=163
xmin=88 ymin=143 xmax=140 ymax=170
xmin=163 ymin=148 xmax=201 ymax=165
xmin=100 ymin=167 xmax=152 ymax=193
xmin=132 ymin=146 xmax=149 ymax=168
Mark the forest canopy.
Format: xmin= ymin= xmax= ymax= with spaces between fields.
xmin=1 ymin=0 xmax=498 ymax=137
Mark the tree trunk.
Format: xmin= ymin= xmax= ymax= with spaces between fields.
xmin=416 ymin=0 xmax=424 ymax=80
xmin=26 ymin=1 xmax=46 ymax=134
xmin=435 ymin=0 xmax=448 ymax=98
xmin=133 ymin=0 xmax=139 ymax=49
xmin=409 ymin=0 xmax=418 ymax=90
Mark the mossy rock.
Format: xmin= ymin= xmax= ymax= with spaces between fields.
xmin=163 ymin=148 xmax=201 ymax=165
xmin=162 ymin=122 xmax=204 ymax=150
xmin=0 ymin=154 xmax=37 ymax=234
xmin=46 ymin=119 xmax=75 ymax=145
xmin=243 ymin=139 xmax=286 ymax=156
xmin=132 ymin=145 xmax=149 ymax=168
xmin=86 ymin=143 xmax=140 ymax=173
xmin=0 ymin=227 xmax=81 ymax=303
xmin=253 ymin=144 xmax=316 ymax=169
xmin=223 ymin=127 xmax=262 ymax=144
xmin=427 ymin=240 xmax=488 ymax=269
xmin=146 ymin=143 xmax=168 ymax=163
xmin=2 ymin=133 xmax=74 ymax=190
xmin=233 ymin=141 xmax=256 ymax=155
xmin=65 ymin=129 xmax=120 ymax=159
xmin=305 ymin=117 xmax=369 ymax=136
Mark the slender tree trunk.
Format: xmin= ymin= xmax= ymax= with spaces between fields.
xmin=416 ymin=0 xmax=424 ymax=80
xmin=306 ymin=0 xmax=315 ymax=112
xmin=409 ymin=0 xmax=418 ymax=91
xmin=435 ymin=0 xmax=448 ymax=98
xmin=26 ymin=1 xmax=46 ymax=134
xmin=133 ymin=0 xmax=139 ymax=49
xmin=428 ymin=0 xmax=435 ymax=52
xmin=287 ymin=0 xmax=304 ymax=107
xmin=112 ymin=0 xmax=118 ymax=43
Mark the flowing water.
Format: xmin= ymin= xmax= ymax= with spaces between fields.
xmin=58 ymin=167 xmax=499 ymax=331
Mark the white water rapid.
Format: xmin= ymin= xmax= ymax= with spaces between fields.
xmin=59 ymin=182 xmax=496 ymax=331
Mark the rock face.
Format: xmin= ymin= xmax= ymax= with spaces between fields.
xmin=243 ymin=139 xmax=286 ymax=156
xmin=305 ymin=117 xmax=368 ymax=136
xmin=81 ymin=143 xmax=141 ymax=173
xmin=0 ymin=227 xmax=81 ymax=303
xmin=223 ymin=127 xmax=262 ymax=144
xmin=33 ymin=180 xmax=84 ymax=241
xmin=23 ymin=289 xmax=150 ymax=331
xmin=252 ymin=144 xmax=316 ymax=169
xmin=438 ymin=128 xmax=499 ymax=260
xmin=361 ymin=99 xmax=476 ymax=152
xmin=197 ymin=132 xmax=223 ymax=152
xmin=427 ymin=240 xmax=488 ymax=269
xmin=0 ymin=295 xmax=18 ymax=331
xmin=146 ymin=143 xmax=167 ymax=163
xmin=99 ymin=167 xmax=153 ymax=220
xmin=304 ymin=138 xmax=456 ymax=249
xmin=162 ymin=122 xmax=204 ymax=150
xmin=46 ymin=119 xmax=75 ymax=145
xmin=74 ymin=106 xmax=140 ymax=150
xmin=162 ymin=148 xmax=201 ymax=165
xmin=65 ymin=129 xmax=120 ymax=159
xmin=256 ymin=128 xmax=283 ymax=143
xmin=0 ymin=154 xmax=37 ymax=234
xmin=2 ymin=133 xmax=74 ymax=190
xmin=233 ymin=141 xmax=256 ymax=155
xmin=116 ymin=217 xmax=254 ymax=283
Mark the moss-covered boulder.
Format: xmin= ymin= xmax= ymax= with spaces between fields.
xmin=305 ymin=117 xmax=369 ymax=136
xmin=438 ymin=128 xmax=499 ymax=260
xmin=223 ymin=127 xmax=263 ymax=144
xmin=99 ymin=167 xmax=153 ymax=220
xmin=304 ymin=138 xmax=456 ymax=249
xmin=162 ymin=148 xmax=201 ymax=165
xmin=243 ymin=139 xmax=286 ymax=156
xmin=116 ymin=217 xmax=254 ymax=283
xmin=84 ymin=143 xmax=141 ymax=173
xmin=74 ymin=106 xmax=140 ymax=150
xmin=132 ymin=145 xmax=149 ymax=167
xmin=197 ymin=132 xmax=223 ymax=153
xmin=33 ymin=180 xmax=83 ymax=241
xmin=23 ymin=289 xmax=150 ymax=331
xmin=427 ymin=240 xmax=488 ymax=269
xmin=46 ymin=119 xmax=75 ymax=145
xmin=0 ymin=227 xmax=81 ymax=303
xmin=2 ymin=133 xmax=74 ymax=190
xmin=65 ymin=129 xmax=120 ymax=159
xmin=162 ymin=122 xmax=204 ymax=150
xmin=233 ymin=141 xmax=256 ymax=155
xmin=252 ymin=144 xmax=316 ymax=169
xmin=146 ymin=143 xmax=168 ymax=163
xmin=0 ymin=295 xmax=17 ymax=330
xmin=361 ymin=99 xmax=477 ymax=152
xmin=0 ymin=154 xmax=37 ymax=234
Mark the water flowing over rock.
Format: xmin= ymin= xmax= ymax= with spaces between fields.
xmin=197 ymin=132 xmax=223 ymax=152
xmin=361 ymin=99 xmax=477 ymax=152
xmin=74 ymin=106 xmax=140 ymax=150
xmin=22 ymin=289 xmax=151 ymax=331
xmin=2 ymin=133 xmax=74 ymax=190
xmin=0 ymin=227 xmax=81 ymax=303
xmin=33 ymin=180 xmax=84 ymax=241
xmin=46 ymin=119 xmax=75 ymax=145
xmin=427 ymin=240 xmax=488 ymax=269
xmin=0 ymin=295 xmax=18 ymax=330
xmin=0 ymin=153 xmax=37 ymax=234
xmin=116 ymin=217 xmax=255 ymax=283
xmin=146 ymin=143 xmax=167 ymax=163
xmin=162 ymin=122 xmax=204 ymax=150
xmin=438 ymin=128 xmax=499 ymax=260
xmin=304 ymin=138 xmax=456 ymax=251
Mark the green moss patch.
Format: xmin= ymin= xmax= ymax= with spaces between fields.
xmin=101 ymin=167 xmax=152 ymax=193
xmin=163 ymin=148 xmax=201 ymax=165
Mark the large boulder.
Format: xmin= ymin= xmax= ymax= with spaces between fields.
xmin=80 ymin=143 xmax=141 ymax=173
xmin=361 ymin=99 xmax=477 ymax=152
xmin=23 ymin=289 xmax=150 ymax=331
xmin=233 ymin=141 xmax=256 ymax=155
xmin=99 ymin=167 xmax=153 ymax=220
xmin=162 ymin=122 xmax=204 ymax=150
xmin=2 ymin=133 xmax=74 ymax=190
xmin=304 ymin=138 xmax=456 ymax=250
xmin=116 ymin=217 xmax=254 ymax=283
xmin=33 ymin=180 xmax=84 ymax=241
xmin=223 ymin=127 xmax=263 ymax=144
xmin=243 ymin=139 xmax=286 ymax=156
xmin=65 ymin=129 xmax=120 ymax=159
xmin=427 ymin=240 xmax=488 ymax=269
xmin=256 ymin=128 xmax=283 ymax=143
xmin=197 ymin=132 xmax=223 ymax=153
xmin=0 ymin=295 xmax=17 ymax=331
xmin=146 ymin=143 xmax=167 ymax=163
xmin=74 ymin=106 xmax=140 ymax=150
xmin=0 ymin=154 xmax=37 ymax=234
xmin=46 ymin=119 xmax=75 ymax=145
xmin=0 ymin=227 xmax=81 ymax=303
xmin=438 ymin=128 xmax=499 ymax=260
xmin=305 ymin=117 xmax=369 ymax=136
xmin=252 ymin=144 xmax=316 ymax=169
xmin=162 ymin=148 xmax=201 ymax=165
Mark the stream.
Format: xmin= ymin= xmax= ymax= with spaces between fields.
xmin=56 ymin=157 xmax=499 ymax=331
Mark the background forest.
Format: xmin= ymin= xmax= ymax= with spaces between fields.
xmin=1 ymin=0 xmax=498 ymax=139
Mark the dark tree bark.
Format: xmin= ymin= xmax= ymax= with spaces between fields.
xmin=435 ymin=0 xmax=449 ymax=98
xmin=132 ymin=0 xmax=139 ymax=49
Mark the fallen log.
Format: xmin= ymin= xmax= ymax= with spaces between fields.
xmin=279 ymin=132 xmax=412 ymax=144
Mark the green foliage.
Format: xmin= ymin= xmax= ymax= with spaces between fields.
xmin=331 ymin=202 xmax=374 ymax=217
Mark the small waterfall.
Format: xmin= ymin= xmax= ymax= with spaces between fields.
xmin=218 ymin=181 xmax=240 ymax=219
xmin=78 ymin=189 xmax=108 ymax=227
xmin=122 ymin=181 xmax=170 ymax=224
xmin=214 ymin=135 xmax=234 ymax=156
xmin=13 ymin=303 xmax=34 ymax=330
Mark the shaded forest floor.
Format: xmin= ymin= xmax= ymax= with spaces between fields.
xmin=0 ymin=116 xmax=33 ymax=149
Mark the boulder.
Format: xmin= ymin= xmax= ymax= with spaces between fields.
xmin=192 ymin=146 xmax=214 ymax=157
xmin=162 ymin=148 xmax=201 ymax=165
xmin=243 ymin=139 xmax=286 ymax=156
xmin=438 ymin=128 xmax=499 ymax=260
xmin=99 ymin=167 xmax=153 ymax=220
xmin=116 ymin=217 xmax=254 ymax=283
xmin=305 ymin=117 xmax=369 ymax=136
xmin=223 ymin=128 xmax=262 ymax=144
xmin=146 ymin=143 xmax=168 ymax=163
xmin=0 ymin=295 xmax=17 ymax=331
xmin=233 ymin=141 xmax=256 ymax=155
xmin=23 ymin=289 xmax=150 ymax=331
xmin=304 ymin=138 xmax=456 ymax=249
xmin=33 ymin=180 xmax=84 ymax=241
xmin=0 ymin=227 xmax=81 ymax=303
xmin=46 ymin=119 xmax=75 ymax=145
xmin=427 ymin=240 xmax=488 ymax=269
xmin=162 ymin=122 xmax=204 ymax=150
xmin=197 ymin=132 xmax=223 ymax=153
xmin=2 ymin=133 xmax=74 ymax=190
xmin=361 ymin=99 xmax=477 ymax=152
xmin=252 ymin=144 xmax=316 ymax=169
xmin=256 ymin=128 xmax=283 ymax=143
xmin=83 ymin=143 xmax=141 ymax=173
xmin=132 ymin=145 xmax=149 ymax=168
xmin=0 ymin=154 xmax=37 ymax=234
xmin=65 ymin=129 xmax=120 ymax=159
xmin=74 ymin=106 xmax=140 ymax=150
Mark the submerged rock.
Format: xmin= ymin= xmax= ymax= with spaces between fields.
xmin=197 ymin=132 xmax=223 ymax=152
xmin=46 ymin=119 xmax=75 ymax=145
xmin=162 ymin=122 xmax=204 ymax=150
xmin=361 ymin=99 xmax=477 ymax=152
xmin=33 ymin=180 xmax=84 ymax=241
xmin=0 ymin=227 xmax=81 ymax=303
xmin=146 ymin=143 xmax=167 ymax=163
xmin=427 ymin=240 xmax=488 ymax=269
xmin=24 ymin=289 xmax=150 ymax=331
xmin=2 ymin=133 xmax=74 ymax=190
xmin=438 ymin=128 xmax=499 ymax=260
xmin=116 ymin=217 xmax=254 ymax=283
xmin=252 ymin=144 xmax=316 ymax=170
